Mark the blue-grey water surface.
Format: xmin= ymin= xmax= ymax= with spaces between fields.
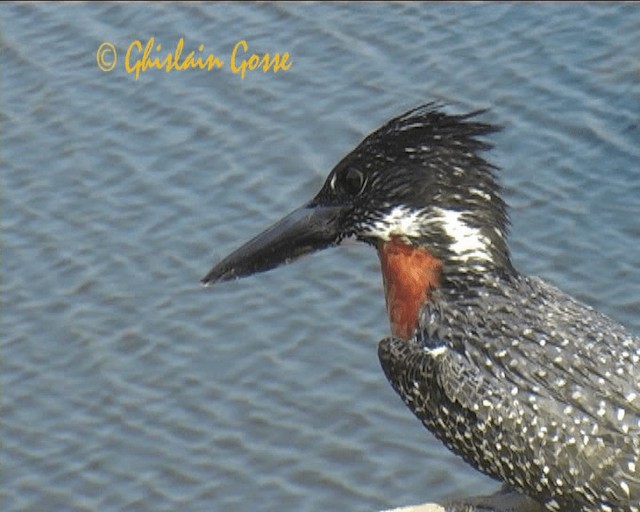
xmin=2 ymin=3 xmax=639 ymax=511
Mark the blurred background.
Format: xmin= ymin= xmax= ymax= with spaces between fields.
xmin=2 ymin=3 xmax=639 ymax=511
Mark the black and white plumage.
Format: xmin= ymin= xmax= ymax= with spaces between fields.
xmin=202 ymin=104 xmax=640 ymax=511
xmin=380 ymin=273 xmax=639 ymax=511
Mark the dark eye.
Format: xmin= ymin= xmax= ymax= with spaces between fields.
xmin=341 ymin=168 xmax=366 ymax=196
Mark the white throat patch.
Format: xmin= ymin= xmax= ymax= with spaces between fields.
xmin=361 ymin=205 xmax=495 ymax=265
xmin=431 ymin=207 xmax=493 ymax=263
xmin=362 ymin=206 xmax=425 ymax=241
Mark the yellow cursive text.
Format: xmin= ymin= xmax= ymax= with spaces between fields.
xmin=125 ymin=37 xmax=224 ymax=80
xmin=230 ymin=39 xmax=292 ymax=80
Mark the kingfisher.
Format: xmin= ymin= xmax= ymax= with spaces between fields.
xmin=201 ymin=104 xmax=640 ymax=512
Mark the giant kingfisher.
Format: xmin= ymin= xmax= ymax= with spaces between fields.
xmin=201 ymin=104 xmax=640 ymax=512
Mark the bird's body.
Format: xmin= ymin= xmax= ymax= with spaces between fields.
xmin=381 ymin=272 xmax=639 ymax=511
xmin=202 ymin=104 xmax=640 ymax=511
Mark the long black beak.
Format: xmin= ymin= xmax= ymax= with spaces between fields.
xmin=201 ymin=203 xmax=344 ymax=286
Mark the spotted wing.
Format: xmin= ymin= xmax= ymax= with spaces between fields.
xmin=378 ymin=276 xmax=640 ymax=510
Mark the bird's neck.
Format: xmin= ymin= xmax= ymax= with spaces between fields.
xmin=376 ymin=235 xmax=515 ymax=340
xmin=377 ymin=236 xmax=442 ymax=340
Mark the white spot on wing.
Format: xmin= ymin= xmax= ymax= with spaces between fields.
xmin=621 ymin=480 xmax=630 ymax=497
xmin=425 ymin=345 xmax=447 ymax=356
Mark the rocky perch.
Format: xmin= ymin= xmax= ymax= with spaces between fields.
xmin=381 ymin=488 xmax=545 ymax=512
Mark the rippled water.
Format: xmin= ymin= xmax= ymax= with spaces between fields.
xmin=2 ymin=3 xmax=639 ymax=511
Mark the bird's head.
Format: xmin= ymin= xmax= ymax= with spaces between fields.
xmin=202 ymin=104 xmax=514 ymax=338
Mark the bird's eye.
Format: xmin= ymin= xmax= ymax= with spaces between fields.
xmin=341 ymin=168 xmax=366 ymax=196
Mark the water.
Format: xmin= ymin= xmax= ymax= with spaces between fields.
xmin=2 ymin=3 xmax=639 ymax=511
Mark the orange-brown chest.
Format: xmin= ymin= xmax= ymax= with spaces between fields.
xmin=377 ymin=236 xmax=442 ymax=340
